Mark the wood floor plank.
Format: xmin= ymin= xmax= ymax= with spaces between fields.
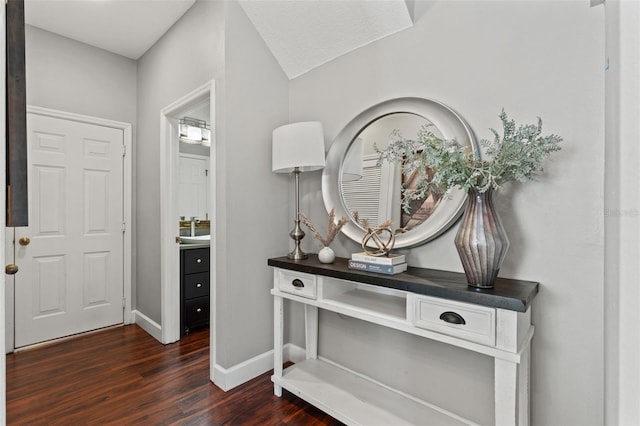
xmin=6 ymin=325 xmax=343 ymax=425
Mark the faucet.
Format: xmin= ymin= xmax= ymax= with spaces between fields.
xmin=190 ymin=216 xmax=199 ymax=236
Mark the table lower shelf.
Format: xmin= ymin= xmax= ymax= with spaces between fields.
xmin=272 ymin=359 xmax=475 ymax=426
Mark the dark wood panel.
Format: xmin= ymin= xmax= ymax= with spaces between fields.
xmin=5 ymin=0 xmax=28 ymax=226
xmin=6 ymin=325 xmax=343 ymax=425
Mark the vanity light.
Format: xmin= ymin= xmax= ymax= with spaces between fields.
xmin=272 ymin=121 xmax=326 ymax=260
xmin=179 ymin=117 xmax=211 ymax=146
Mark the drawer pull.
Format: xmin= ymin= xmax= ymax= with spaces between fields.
xmin=440 ymin=311 xmax=466 ymax=325
xmin=196 ymin=283 xmax=202 ymax=288
xmin=196 ymin=258 xmax=202 ymax=264
xmin=292 ymin=278 xmax=304 ymax=288
xmin=196 ymin=308 xmax=202 ymax=313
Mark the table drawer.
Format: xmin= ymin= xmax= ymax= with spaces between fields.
xmin=413 ymin=295 xmax=496 ymax=346
xmin=184 ymin=272 xmax=210 ymax=299
xmin=276 ymin=269 xmax=317 ymax=299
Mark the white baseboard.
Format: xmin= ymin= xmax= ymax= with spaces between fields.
xmin=286 ymin=343 xmax=306 ymax=363
xmin=212 ymin=343 xmax=305 ymax=391
xmin=132 ymin=310 xmax=163 ymax=343
xmin=131 ymin=311 xmax=307 ymax=392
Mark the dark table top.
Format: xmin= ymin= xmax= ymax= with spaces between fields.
xmin=268 ymin=255 xmax=539 ymax=312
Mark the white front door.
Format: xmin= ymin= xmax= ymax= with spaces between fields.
xmin=178 ymin=154 xmax=209 ymax=220
xmin=14 ymin=113 xmax=124 ymax=348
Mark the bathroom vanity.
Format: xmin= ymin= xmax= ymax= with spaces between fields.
xmin=180 ymin=245 xmax=210 ymax=336
xmin=269 ymin=255 xmax=539 ymax=425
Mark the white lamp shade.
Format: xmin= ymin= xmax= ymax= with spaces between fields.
xmin=342 ymin=137 xmax=364 ymax=182
xmin=272 ymin=121 xmax=326 ymax=173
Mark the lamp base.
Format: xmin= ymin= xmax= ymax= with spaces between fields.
xmin=287 ymin=247 xmax=308 ymax=261
xmin=287 ymin=219 xmax=307 ymax=261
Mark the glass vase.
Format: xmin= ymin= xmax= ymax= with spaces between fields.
xmin=454 ymin=187 xmax=509 ymax=288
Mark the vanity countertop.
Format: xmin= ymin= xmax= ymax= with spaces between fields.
xmin=180 ymin=243 xmax=210 ymax=250
xmin=268 ymin=255 xmax=539 ymax=312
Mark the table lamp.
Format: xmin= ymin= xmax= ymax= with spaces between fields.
xmin=272 ymin=121 xmax=326 ymax=260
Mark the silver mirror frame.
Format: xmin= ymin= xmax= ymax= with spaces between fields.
xmin=322 ymin=97 xmax=478 ymax=248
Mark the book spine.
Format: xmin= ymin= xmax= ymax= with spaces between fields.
xmin=348 ymin=260 xmax=400 ymax=274
xmin=350 ymin=254 xmax=404 ymax=265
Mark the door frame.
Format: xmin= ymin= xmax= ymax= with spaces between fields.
xmin=4 ymin=106 xmax=133 ymax=352
xmin=1 ymin=2 xmax=7 ymax=420
xmin=159 ymin=81 xmax=215 ymax=345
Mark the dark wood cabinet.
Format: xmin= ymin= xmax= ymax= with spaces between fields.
xmin=180 ymin=247 xmax=210 ymax=336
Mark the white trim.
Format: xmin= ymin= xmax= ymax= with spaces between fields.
xmin=206 ymin=87 xmax=218 ymax=384
xmin=285 ymin=342 xmax=306 ymax=364
xmin=132 ymin=310 xmax=163 ymax=343
xmin=212 ymin=343 xmax=305 ymax=392
xmin=0 ymin=4 xmax=7 ymax=421
xmin=604 ymin=0 xmax=640 ymax=423
xmin=159 ymin=81 xmax=215 ymax=348
xmin=4 ymin=228 xmax=14 ymax=353
xmin=25 ymin=106 xmax=134 ymax=328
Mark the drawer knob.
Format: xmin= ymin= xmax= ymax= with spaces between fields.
xmin=196 ymin=308 xmax=202 ymax=313
xmin=439 ymin=311 xmax=466 ymax=325
xmin=196 ymin=283 xmax=202 ymax=288
xmin=292 ymin=278 xmax=304 ymax=288
xmin=196 ymin=258 xmax=202 ymax=263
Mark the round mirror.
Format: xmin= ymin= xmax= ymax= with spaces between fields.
xmin=322 ymin=97 xmax=477 ymax=248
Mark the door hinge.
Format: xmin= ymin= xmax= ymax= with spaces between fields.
xmin=122 ymin=297 xmax=126 ymax=308
xmin=122 ymin=221 xmax=126 ymax=233
xmin=205 ymin=169 xmax=208 ymax=176
xmin=122 ymin=145 xmax=126 ymax=157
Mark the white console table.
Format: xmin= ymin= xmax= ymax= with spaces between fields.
xmin=269 ymin=256 xmax=539 ymax=426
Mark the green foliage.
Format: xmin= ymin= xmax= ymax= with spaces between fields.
xmin=377 ymin=110 xmax=562 ymax=205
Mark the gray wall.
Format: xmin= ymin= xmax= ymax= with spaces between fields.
xmin=214 ymin=0 xmax=289 ymax=367
xmin=288 ymin=1 xmax=604 ymax=424
xmin=21 ymin=3 xmax=610 ymax=422
xmin=25 ymin=25 xmax=137 ymax=125
xmin=24 ymin=25 xmax=137 ymax=312
xmin=134 ymin=0 xmax=290 ymax=372
xmin=136 ymin=0 xmax=224 ymax=324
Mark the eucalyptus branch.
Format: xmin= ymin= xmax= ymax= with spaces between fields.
xmin=377 ymin=110 xmax=562 ymax=209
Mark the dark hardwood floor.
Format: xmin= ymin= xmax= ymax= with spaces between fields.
xmin=6 ymin=325 xmax=343 ymax=425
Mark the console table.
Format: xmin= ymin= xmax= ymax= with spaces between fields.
xmin=269 ymin=256 xmax=539 ymax=425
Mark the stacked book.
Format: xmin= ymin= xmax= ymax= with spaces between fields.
xmin=348 ymin=252 xmax=408 ymax=275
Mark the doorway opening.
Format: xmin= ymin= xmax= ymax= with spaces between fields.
xmin=159 ymin=81 xmax=215 ymax=360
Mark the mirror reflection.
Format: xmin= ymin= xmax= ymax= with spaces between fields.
xmin=323 ymin=97 xmax=475 ymax=248
xmin=178 ymin=101 xmax=212 ymax=222
xmin=340 ymin=113 xmax=445 ymax=232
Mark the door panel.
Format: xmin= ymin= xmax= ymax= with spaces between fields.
xmin=179 ymin=154 xmax=209 ymax=220
xmin=14 ymin=114 xmax=124 ymax=348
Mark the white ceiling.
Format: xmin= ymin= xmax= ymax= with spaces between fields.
xmin=238 ymin=0 xmax=414 ymax=79
xmin=24 ymin=0 xmax=196 ymax=60
xmin=24 ymin=0 xmax=413 ymax=78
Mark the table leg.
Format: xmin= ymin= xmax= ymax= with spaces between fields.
xmin=305 ymin=305 xmax=318 ymax=360
xmin=494 ymin=345 xmax=531 ymax=425
xmin=273 ymin=295 xmax=283 ymax=397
